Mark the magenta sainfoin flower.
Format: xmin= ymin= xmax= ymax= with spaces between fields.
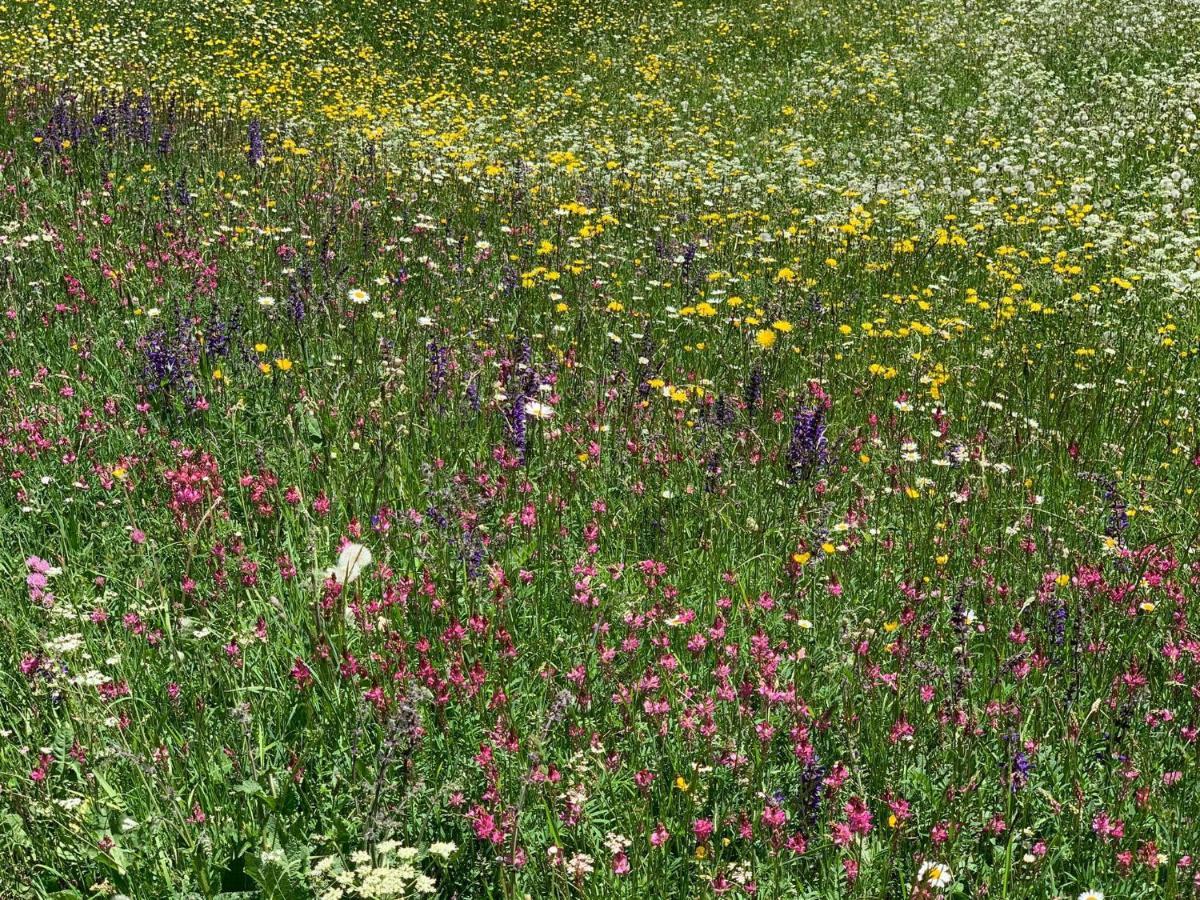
xmin=833 ymin=796 xmax=873 ymax=846
xmin=162 ymin=448 xmax=223 ymax=531
xmin=761 ymin=803 xmax=788 ymax=830
xmin=845 ymin=796 xmax=873 ymax=834
xmin=290 ymin=658 xmax=313 ymax=689
xmin=1092 ymin=812 xmax=1125 ymax=841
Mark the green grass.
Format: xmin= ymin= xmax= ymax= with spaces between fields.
xmin=0 ymin=0 xmax=1199 ymax=897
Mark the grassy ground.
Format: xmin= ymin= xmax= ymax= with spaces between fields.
xmin=1 ymin=0 xmax=1200 ymax=897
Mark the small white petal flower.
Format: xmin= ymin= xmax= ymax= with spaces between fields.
xmin=523 ymin=400 xmax=555 ymax=420
xmin=917 ymin=861 xmax=952 ymax=888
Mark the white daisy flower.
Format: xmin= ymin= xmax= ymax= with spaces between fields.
xmin=523 ymin=400 xmax=555 ymax=420
xmin=918 ymin=861 xmax=952 ymax=889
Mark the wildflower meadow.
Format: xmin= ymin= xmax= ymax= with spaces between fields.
xmin=2 ymin=0 xmax=1200 ymax=897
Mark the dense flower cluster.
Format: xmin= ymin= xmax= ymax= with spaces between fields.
xmin=2 ymin=0 xmax=1200 ymax=897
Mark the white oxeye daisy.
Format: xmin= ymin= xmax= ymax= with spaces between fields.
xmin=523 ymin=400 xmax=555 ymax=420
xmin=918 ymin=861 xmax=952 ymax=889
xmin=1078 ymin=892 xmax=1104 ymax=900
xmin=347 ymin=288 xmax=370 ymax=304
xmin=257 ymin=295 xmax=275 ymax=308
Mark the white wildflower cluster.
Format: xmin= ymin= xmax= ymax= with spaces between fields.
xmin=309 ymin=841 xmax=455 ymax=900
